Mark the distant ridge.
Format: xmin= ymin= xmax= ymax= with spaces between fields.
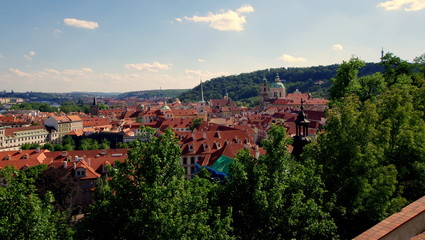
xmin=178 ymin=62 xmax=384 ymax=104
xmin=117 ymin=89 xmax=189 ymax=99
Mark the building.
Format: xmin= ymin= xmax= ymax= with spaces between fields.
xmin=0 ymin=125 xmax=50 ymax=151
xmin=260 ymin=73 xmax=287 ymax=108
xmin=90 ymin=97 xmax=99 ymax=116
xmin=44 ymin=115 xmax=83 ymax=143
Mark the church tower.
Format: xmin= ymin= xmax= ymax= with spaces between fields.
xmin=292 ymin=99 xmax=311 ymax=157
xmin=90 ymin=96 xmax=99 ymax=116
xmin=196 ymin=79 xmax=208 ymax=121
xmin=260 ymin=76 xmax=269 ymax=108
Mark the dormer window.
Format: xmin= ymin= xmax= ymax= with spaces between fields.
xmin=188 ymin=144 xmax=194 ymax=152
xmin=76 ymin=168 xmax=86 ymax=178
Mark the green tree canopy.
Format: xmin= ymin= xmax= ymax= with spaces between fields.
xmin=0 ymin=166 xmax=73 ymax=240
xmin=78 ymin=127 xmax=233 ymax=240
xmin=223 ymin=124 xmax=337 ymax=239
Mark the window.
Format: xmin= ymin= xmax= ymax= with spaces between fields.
xmin=76 ymin=169 xmax=86 ymax=177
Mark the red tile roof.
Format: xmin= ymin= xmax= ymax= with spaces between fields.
xmin=4 ymin=125 xmax=47 ymax=137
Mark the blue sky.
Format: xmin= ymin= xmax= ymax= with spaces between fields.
xmin=0 ymin=0 xmax=424 ymax=92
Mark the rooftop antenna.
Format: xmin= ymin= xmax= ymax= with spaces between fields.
xmin=381 ymin=47 xmax=384 ymax=60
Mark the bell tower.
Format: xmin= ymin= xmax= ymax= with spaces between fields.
xmin=292 ymin=99 xmax=311 ymax=157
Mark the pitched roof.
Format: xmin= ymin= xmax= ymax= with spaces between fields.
xmin=4 ymin=125 xmax=48 ymax=137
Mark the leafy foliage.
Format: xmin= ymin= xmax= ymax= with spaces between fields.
xmin=0 ymin=166 xmax=73 ymax=240
xmin=78 ymin=127 xmax=233 ymax=240
xmin=35 ymin=167 xmax=81 ymax=215
xmin=223 ymin=125 xmax=337 ymax=239
xmin=303 ymin=52 xmax=425 ymax=238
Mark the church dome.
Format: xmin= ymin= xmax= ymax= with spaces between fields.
xmin=269 ymin=82 xmax=285 ymax=89
xmin=160 ymin=105 xmax=171 ymax=110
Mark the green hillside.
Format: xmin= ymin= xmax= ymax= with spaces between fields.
xmin=178 ymin=63 xmax=384 ymax=104
xmin=117 ymin=89 xmax=188 ymax=99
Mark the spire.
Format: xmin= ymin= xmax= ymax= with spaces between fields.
xmin=300 ymin=98 xmax=304 ymax=111
xmin=200 ymin=78 xmax=205 ymax=102
xmin=381 ymin=47 xmax=384 ymax=60
xmin=275 ymin=73 xmax=281 ymax=82
xmin=92 ymin=96 xmax=97 ymax=106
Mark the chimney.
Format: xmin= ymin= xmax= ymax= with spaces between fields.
xmin=203 ymin=132 xmax=207 ymax=140
xmin=73 ymin=162 xmax=76 ymax=169
xmin=101 ymin=149 xmax=106 ymax=156
xmin=87 ymin=158 xmax=91 ymax=166
xmin=35 ymin=147 xmax=40 ymax=153
xmin=19 ymin=149 xmax=22 ymax=154
xmin=63 ymin=161 xmax=67 ymax=169
xmin=75 ymin=155 xmax=79 ymax=162
xmin=61 ymin=151 xmax=67 ymax=157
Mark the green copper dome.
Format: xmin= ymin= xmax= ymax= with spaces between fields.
xmin=269 ymin=82 xmax=285 ymax=89
xmin=160 ymin=104 xmax=171 ymax=110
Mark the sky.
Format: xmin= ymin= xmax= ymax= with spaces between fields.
xmin=0 ymin=0 xmax=424 ymax=93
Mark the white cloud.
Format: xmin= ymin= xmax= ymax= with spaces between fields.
xmin=125 ymin=62 xmax=171 ymax=72
xmin=180 ymin=4 xmax=254 ymax=31
xmin=64 ymin=18 xmax=99 ymax=29
xmin=23 ymin=51 xmax=36 ymax=60
xmin=10 ymin=68 xmax=33 ymax=77
xmin=175 ymin=18 xmax=183 ymax=22
xmin=378 ymin=0 xmax=425 ymax=11
xmin=236 ymin=5 xmax=255 ymax=14
xmin=278 ymin=54 xmax=307 ymax=63
xmin=53 ymin=29 xmax=63 ymax=37
xmin=198 ymin=58 xmax=206 ymax=63
xmin=332 ymin=44 xmax=344 ymax=51
xmin=184 ymin=69 xmax=229 ymax=80
xmin=81 ymin=67 xmax=93 ymax=73
xmin=0 ymin=53 xmax=4 ymax=58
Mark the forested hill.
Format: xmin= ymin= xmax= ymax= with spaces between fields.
xmin=117 ymin=89 xmax=188 ymax=99
xmin=178 ymin=62 xmax=384 ymax=104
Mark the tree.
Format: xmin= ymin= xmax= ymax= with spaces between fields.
xmin=53 ymin=143 xmax=64 ymax=151
xmin=376 ymin=82 xmax=425 ymax=201
xmin=99 ymin=138 xmax=111 ymax=149
xmin=189 ymin=118 xmax=203 ymax=130
xmin=20 ymin=143 xmax=41 ymax=150
xmin=305 ymin=94 xmax=406 ymax=238
xmin=0 ymin=166 xmax=73 ymax=239
xmin=78 ymin=127 xmax=233 ymax=239
xmin=329 ymin=57 xmax=365 ymax=100
xmin=62 ymin=135 xmax=75 ymax=147
xmin=354 ymin=73 xmax=386 ymax=101
xmin=223 ymin=124 xmax=337 ymax=239
xmin=42 ymin=142 xmax=55 ymax=151
xmin=35 ymin=167 xmax=81 ymax=215
xmin=79 ymin=138 xmax=99 ymax=150
xmin=380 ymin=52 xmax=413 ymax=86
